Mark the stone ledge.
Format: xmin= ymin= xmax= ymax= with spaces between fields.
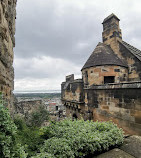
xmin=120 ymin=135 xmax=141 ymax=158
xmin=85 ymin=81 xmax=141 ymax=90
xmin=61 ymin=99 xmax=84 ymax=104
xmin=94 ymin=148 xmax=135 ymax=158
xmin=93 ymin=135 xmax=141 ymax=158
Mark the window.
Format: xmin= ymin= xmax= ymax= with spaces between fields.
xmin=56 ymin=106 xmax=58 ymax=111
xmin=114 ymin=69 xmax=120 ymax=72
xmin=104 ymin=76 xmax=115 ymax=84
xmin=85 ymin=71 xmax=88 ymax=84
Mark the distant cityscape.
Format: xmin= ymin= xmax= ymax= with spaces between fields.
xmin=15 ymin=92 xmax=66 ymax=121
xmin=14 ymin=90 xmax=61 ymax=94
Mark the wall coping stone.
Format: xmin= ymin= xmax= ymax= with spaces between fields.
xmin=85 ymin=81 xmax=141 ymax=90
xmin=61 ymin=99 xmax=84 ymax=104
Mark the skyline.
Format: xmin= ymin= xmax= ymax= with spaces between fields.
xmin=14 ymin=0 xmax=141 ymax=91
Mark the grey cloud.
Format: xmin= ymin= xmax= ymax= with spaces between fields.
xmin=14 ymin=56 xmax=81 ymax=79
xmin=15 ymin=0 xmax=141 ymax=67
xmin=14 ymin=0 xmax=141 ymax=90
xmin=15 ymin=0 xmax=103 ymax=65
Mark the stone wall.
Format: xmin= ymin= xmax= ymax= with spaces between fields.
xmin=0 ymin=0 xmax=17 ymax=111
xmin=63 ymin=80 xmax=83 ymax=102
xmin=14 ymin=99 xmax=43 ymax=118
xmin=82 ymin=65 xmax=128 ymax=86
xmin=61 ymin=76 xmax=85 ymax=119
xmin=102 ymin=15 xmax=141 ymax=81
xmin=61 ymin=74 xmax=84 ymax=103
xmin=102 ymin=15 xmax=123 ymax=59
xmin=61 ymin=14 xmax=141 ymax=136
xmin=119 ymin=43 xmax=141 ymax=81
xmin=85 ymin=82 xmax=141 ymax=135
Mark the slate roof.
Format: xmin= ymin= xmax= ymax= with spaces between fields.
xmin=102 ymin=13 xmax=120 ymax=24
xmin=81 ymin=42 xmax=128 ymax=70
xmin=121 ymin=41 xmax=141 ymax=61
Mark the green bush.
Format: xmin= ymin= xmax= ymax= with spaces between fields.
xmin=13 ymin=105 xmax=49 ymax=157
xmin=27 ymin=106 xmax=49 ymax=127
xmin=0 ymin=93 xmax=27 ymax=158
xmin=14 ymin=116 xmax=44 ymax=157
xmin=14 ymin=116 xmax=27 ymax=130
xmin=32 ymin=152 xmax=54 ymax=158
xmin=0 ymin=92 xmax=124 ymax=158
xmin=37 ymin=119 xmax=124 ymax=158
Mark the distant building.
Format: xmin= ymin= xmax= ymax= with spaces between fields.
xmin=45 ymin=99 xmax=66 ymax=119
xmin=61 ymin=14 xmax=141 ymax=135
xmin=14 ymin=98 xmax=43 ymax=117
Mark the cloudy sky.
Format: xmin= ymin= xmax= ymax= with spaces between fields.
xmin=14 ymin=0 xmax=141 ymax=91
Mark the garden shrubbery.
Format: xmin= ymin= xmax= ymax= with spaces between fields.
xmin=14 ymin=116 xmax=44 ymax=157
xmin=34 ymin=119 xmax=124 ymax=158
xmin=0 ymin=93 xmax=124 ymax=158
xmin=27 ymin=105 xmax=49 ymax=127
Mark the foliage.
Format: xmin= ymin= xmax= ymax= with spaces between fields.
xmin=0 ymin=92 xmax=124 ymax=158
xmin=14 ymin=116 xmax=44 ymax=157
xmin=32 ymin=152 xmax=54 ymax=158
xmin=28 ymin=106 xmax=49 ymax=127
xmin=0 ymin=93 xmax=27 ymax=158
xmin=37 ymin=119 xmax=124 ymax=158
xmin=13 ymin=105 xmax=49 ymax=157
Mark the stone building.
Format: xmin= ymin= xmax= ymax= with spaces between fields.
xmin=0 ymin=0 xmax=17 ymax=111
xmin=14 ymin=99 xmax=43 ymax=118
xmin=61 ymin=14 xmax=141 ymax=135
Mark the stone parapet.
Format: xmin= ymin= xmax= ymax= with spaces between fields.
xmin=85 ymin=81 xmax=141 ymax=90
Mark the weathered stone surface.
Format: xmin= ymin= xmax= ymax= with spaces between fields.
xmin=82 ymin=65 xmax=128 ymax=86
xmin=0 ymin=0 xmax=17 ymax=111
xmin=14 ymin=99 xmax=43 ymax=116
xmin=120 ymin=136 xmax=141 ymax=158
xmin=94 ymin=148 xmax=135 ymax=158
xmin=61 ymin=14 xmax=141 ymax=136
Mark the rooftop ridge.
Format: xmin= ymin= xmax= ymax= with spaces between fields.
xmin=121 ymin=41 xmax=141 ymax=61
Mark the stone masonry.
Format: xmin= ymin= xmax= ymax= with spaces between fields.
xmin=0 ymin=0 xmax=17 ymax=111
xmin=61 ymin=14 xmax=141 ymax=135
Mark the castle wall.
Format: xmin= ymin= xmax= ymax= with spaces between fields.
xmin=61 ymin=77 xmax=84 ymax=103
xmin=14 ymin=99 xmax=43 ymax=118
xmin=0 ymin=0 xmax=17 ymax=111
xmin=61 ymin=14 xmax=141 ymax=136
xmin=102 ymin=15 xmax=141 ymax=81
xmin=63 ymin=102 xmax=91 ymax=120
xmin=119 ymin=43 xmax=141 ymax=81
xmin=63 ymin=81 xmax=83 ymax=102
xmin=85 ymin=82 xmax=141 ymax=135
xmin=82 ymin=65 xmax=128 ymax=86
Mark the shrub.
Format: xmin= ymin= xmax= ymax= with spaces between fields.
xmin=14 ymin=116 xmax=44 ymax=157
xmin=27 ymin=106 xmax=49 ymax=127
xmin=32 ymin=152 xmax=54 ymax=158
xmin=0 ymin=93 xmax=27 ymax=158
xmin=38 ymin=119 xmax=124 ymax=158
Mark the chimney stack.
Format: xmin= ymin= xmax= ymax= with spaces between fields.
xmin=102 ymin=13 xmax=122 ymax=43
xmin=102 ymin=13 xmax=122 ymax=56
